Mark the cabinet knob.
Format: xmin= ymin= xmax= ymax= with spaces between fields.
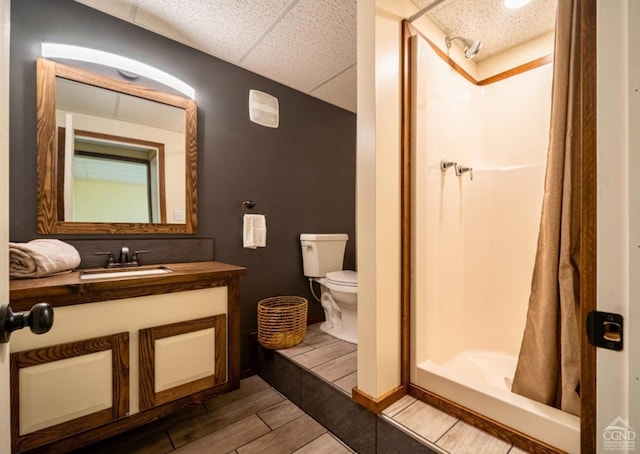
xmin=0 ymin=303 xmax=54 ymax=343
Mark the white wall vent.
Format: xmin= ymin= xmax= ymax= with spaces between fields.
xmin=248 ymin=89 xmax=279 ymax=128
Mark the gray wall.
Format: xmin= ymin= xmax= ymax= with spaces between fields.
xmin=9 ymin=0 xmax=356 ymax=371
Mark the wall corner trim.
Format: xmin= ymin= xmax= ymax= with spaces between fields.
xmin=352 ymin=385 xmax=405 ymax=414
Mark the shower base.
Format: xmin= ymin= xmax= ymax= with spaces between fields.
xmin=416 ymin=350 xmax=579 ymax=453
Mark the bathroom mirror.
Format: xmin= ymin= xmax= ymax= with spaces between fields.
xmin=36 ymin=58 xmax=197 ymax=234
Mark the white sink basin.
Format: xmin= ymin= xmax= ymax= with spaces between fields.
xmin=80 ymin=266 xmax=173 ymax=280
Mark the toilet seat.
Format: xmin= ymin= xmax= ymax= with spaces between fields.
xmin=326 ymin=270 xmax=357 ymax=287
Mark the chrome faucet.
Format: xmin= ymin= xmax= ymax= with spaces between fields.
xmin=118 ymin=246 xmax=130 ymax=264
xmin=95 ymin=247 xmax=149 ymax=268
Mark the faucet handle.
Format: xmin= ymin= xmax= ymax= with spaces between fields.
xmin=131 ymin=250 xmax=149 ymax=266
xmin=95 ymin=252 xmax=115 ymax=267
xmin=455 ymin=164 xmax=474 ymax=181
xmin=440 ymin=160 xmax=457 ymax=171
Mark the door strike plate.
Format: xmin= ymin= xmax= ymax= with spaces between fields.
xmin=587 ymin=311 xmax=623 ymax=351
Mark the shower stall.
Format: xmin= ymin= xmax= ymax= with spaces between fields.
xmin=409 ymin=34 xmax=580 ymax=452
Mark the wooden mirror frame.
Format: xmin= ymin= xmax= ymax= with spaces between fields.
xmin=36 ymin=57 xmax=198 ymax=234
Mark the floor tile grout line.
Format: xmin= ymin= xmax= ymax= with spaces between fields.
xmin=383 ymin=398 xmax=416 ymax=418
xmin=254 ymin=397 xmax=299 ymax=431
xmin=166 ymin=427 xmax=176 ymax=451
xmin=305 ymin=338 xmax=350 ymax=351
xmin=308 ymin=355 xmax=358 ymax=375
xmin=328 ymin=372 xmax=357 ymax=386
xmin=205 ymin=413 xmax=273 ymax=454
xmin=174 ymin=388 xmax=287 ymax=450
xmin=296 ymin=348 xmax=357 ymax=370
xmin=288 ymin=429 xmax=330 ymax=454
xmin=323 ymin=368 xmax=358 ymax=386
xmin=385 ymin=401 xmax=460 ymax=453
xmin=392 ymin=399 xmax=418 ymax=418
xmin=303 ymin=364 xmax=358 ymax=386
xmin=328 ymin=431 xmax=357 ymax=453
xmin=276 ymin=337 xmax=339 ymax=358
xmin=382 ymin=414 xmax=447 ymax=453
xmin=433 ymin=419 xmax=461 ymax=446
xmin=292 ymin=340 xmax=341 ymax=354
xmin=231 ymin=417 xmax=275 ymax=454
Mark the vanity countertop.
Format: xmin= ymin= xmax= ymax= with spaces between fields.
xmin=10 ymin=261 xmax=247 ymax=311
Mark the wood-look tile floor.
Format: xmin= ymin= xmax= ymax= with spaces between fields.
xmin=75 ymin=374 xmax=353 ymax=454
xmin=79 ymin=323 xmax=528 ymax=453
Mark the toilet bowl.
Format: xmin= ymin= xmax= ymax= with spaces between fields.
xmin=318 ymin=270 xmax=358 ymax=344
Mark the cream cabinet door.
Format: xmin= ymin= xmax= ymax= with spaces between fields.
xmin=139 ymin=314 xmax=227 ymax=411
xmin=11 ymin=333 xmax=129 ymax=452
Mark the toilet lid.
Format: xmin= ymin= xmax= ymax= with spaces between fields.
xmin=326 ymin=270 xmax=357 ymax=287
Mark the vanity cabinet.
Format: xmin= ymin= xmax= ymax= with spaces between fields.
xmin=9 ymin=261 xmax=245 ymax=453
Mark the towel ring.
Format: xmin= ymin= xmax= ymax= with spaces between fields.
xmin=242 ymin=201 xmax=256 ymax=214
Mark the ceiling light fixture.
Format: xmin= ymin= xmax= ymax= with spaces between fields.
xmin=41 ymin=42 xmax=195 ymax=99
xmin=504 ymin=0 xmax=531 ymax=9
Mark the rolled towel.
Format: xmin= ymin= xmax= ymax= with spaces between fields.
xmin=10 ymin=239 xmax=81 ymax=278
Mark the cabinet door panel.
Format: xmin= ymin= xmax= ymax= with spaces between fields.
xmin=10 ymin=332 xmax=129 ymax=453
xmin=19 ymin=351 xmax=112 ymax=435
xmin=155 ymin=327 xmax=216 ymax=392
xmin=139 ymin=315 xmax=226 ymax=411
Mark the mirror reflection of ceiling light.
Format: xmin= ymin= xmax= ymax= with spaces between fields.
xmin=504 ymin=0 xmax=531 ymax=8
xmin=41 ymin=43 xmax=195 ymax=99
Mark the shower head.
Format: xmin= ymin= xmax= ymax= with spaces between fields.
xmin=464 ymin=39 xmax=482 ymax=58
xmin=445 ymin=36 xmax=483 ymax=59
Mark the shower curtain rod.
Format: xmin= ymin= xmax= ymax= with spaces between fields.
xmin=406 ymin=0 xmax=449 ymax=23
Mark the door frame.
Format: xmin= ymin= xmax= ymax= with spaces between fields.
xmin=1 ymin=1 xmax=12 ymax=452
xmin=597 ymin=1 xmax=638 ymax=452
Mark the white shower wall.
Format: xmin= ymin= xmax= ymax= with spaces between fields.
xmin=411 ymin=35 xmax=553 ymax=371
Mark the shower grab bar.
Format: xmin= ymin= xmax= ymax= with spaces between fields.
xmin=440 ymin=160 xmax=457 ymax=172
xmin=455 ymin=164 xmax=474 ymax=181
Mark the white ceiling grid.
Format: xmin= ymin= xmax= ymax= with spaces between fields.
xmin=134 ymin=0 xmax=295 ymax=63
xmin=74 ymin=0 xmax=557 ymax=114
xmin=75 ymin=0 xmax=357 ymax=112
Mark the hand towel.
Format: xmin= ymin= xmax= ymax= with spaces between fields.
xmin=243 ymin=214 xmax=267 ymax=249
xmin=9 ymin=239 xmax=81 ymax=278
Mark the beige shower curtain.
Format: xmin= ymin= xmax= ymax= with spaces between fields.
xmin=511 ymin=0 xmax=582 ymax=416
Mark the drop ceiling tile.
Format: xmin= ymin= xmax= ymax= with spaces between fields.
xmin=241 ymin=0 xmax=356 ymax=93
xmin=74 ymin=0 xmax=137 ymax=21
xmin=411 ymin=0 xmax=556 ymax=61
xmin=133 ymin=0 xmax=294 ymax=63
xmin=310 ymin=65 xmax=356 ymax=113
xmin=410 ymin=0 xmax=457 ymax=15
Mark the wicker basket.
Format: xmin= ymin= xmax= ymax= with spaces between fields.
xmin=257 ymin=296 xmax=308 ymax=349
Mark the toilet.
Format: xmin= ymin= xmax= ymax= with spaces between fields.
xmin=300 ymin=233 xmax=358 ymax=344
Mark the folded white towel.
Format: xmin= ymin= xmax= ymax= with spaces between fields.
xmin=243 ymin=214 xmax=267 ymax=249
xmin=9 ymin=239 xmax=81 ymax=278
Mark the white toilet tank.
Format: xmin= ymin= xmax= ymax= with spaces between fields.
xmin=300 ymin=233 xmax=348 ymax=278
